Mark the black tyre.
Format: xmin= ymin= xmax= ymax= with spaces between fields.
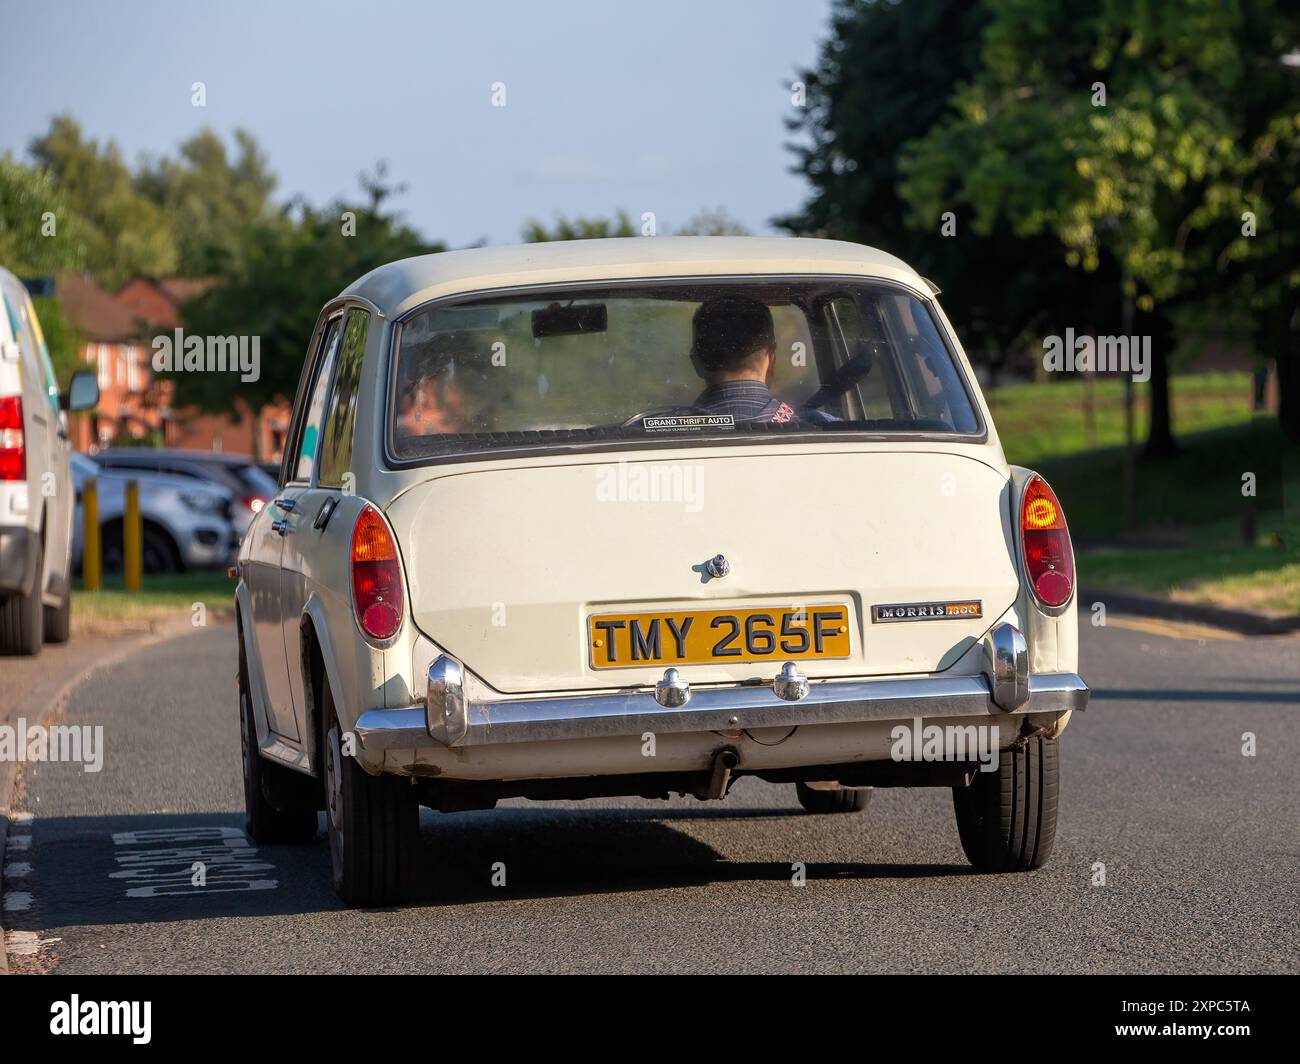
xmin=239 ymin=641 xmax=317 ymax=845
xmin=0 ymin=538 xmax=44 ymax=656
xmin=322 ymin=682 xmax=417 ymax=907
xmin=102 ymin=523 xmax=180 ymax=575
xmin=44 ymin=585 xmax=71 ymax=644
xmin=952 ymin=735 xmax=1059 ymax=872
xmin=141 ymin=526 xmax=181 ymax=574
xmin=795 ymin=781 xmax=872 ymax=814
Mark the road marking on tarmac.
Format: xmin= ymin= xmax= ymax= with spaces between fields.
xmin=5 ymin=930 xmax=61 ymax=957
xmin=2 ymin=814 xmax=36 ymax=919
xmin=109 ymin=826 xmax=278 ymax=898
xmin=1105 ymin=616 xmax=1244 ymax=642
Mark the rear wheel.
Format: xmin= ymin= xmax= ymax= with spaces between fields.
xmin=952 ymin=736 xmax=1059 ymax=872
xmin=239 ymin=641 xmax=317 ymax=844
xmin=795 ymin=781 xmax=872 ymax=814
xmin=322 ymin=683 xmax=418 ymax=907
xmin=102 ymin=523 xmax=180 ymax=575
xmin=0 ymin=538 xmax=44 ymax=656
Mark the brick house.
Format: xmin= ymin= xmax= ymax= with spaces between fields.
xmin=56 ymin=272 xmax=156 ymax=452
xmin=57 ymin=273 xmax=290 ymax=461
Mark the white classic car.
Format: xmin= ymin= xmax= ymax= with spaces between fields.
xmin=236 ymin=237 xmax=1088 ymax=906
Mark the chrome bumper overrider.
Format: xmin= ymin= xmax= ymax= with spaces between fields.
xmin=354 ymin=623 xmax=1088 ymax=752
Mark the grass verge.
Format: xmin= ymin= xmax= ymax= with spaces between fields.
xmin=988 ymin=371 xmax=1258 ymax=467
xmin=1033 ymin=419 xmax=1289 ymax=541
xmin=72 ymin=570 xmax=235 ymax=634
xmin=1081 ymin=546 xmax=1300 ymax=615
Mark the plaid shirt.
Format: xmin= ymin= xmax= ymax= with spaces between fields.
xmin=692 ymin=380 xmax=779 ymax=422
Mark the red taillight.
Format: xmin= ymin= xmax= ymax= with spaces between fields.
xmin=351 ymin=505 xmax=403 ymax=640
xmin=1021 ymin=473 xmax=1074 ymax=607
xmin=0 ymin=396 xmax=24 ymax=481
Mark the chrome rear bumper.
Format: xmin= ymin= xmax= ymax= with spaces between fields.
xmin=355 ymin=670 xmax=1088 ymax=752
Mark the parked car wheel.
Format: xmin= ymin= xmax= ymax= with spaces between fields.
xmin=43 ymin=585 xmax=71 ymax=644
xmin=239 ymin=642 xmax=317 ymax=845
xmin=102 ymin=522 xmax=181 ymax=575
xmin=952 ymin=736 xmax=1059 ymax=872
xmin=0 ymin=537 xmax=44 ymax=656
xmin=795 ymin=781 xmax=872 ymax=814
xmin=322 ymin=682 xmax=417 ymax=907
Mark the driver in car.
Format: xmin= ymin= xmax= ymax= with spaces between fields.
xmin=689 ymin=295 xmax=835 ymax=425
xmin=689 ymin=295 xmax=792 ymax=423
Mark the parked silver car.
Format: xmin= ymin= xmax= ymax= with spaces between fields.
xmin=92 ymin=448 xmax=277 ymax=536
xmin=70 ymin=454 xmax=237 ymax=573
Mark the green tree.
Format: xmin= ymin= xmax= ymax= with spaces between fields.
xmin=0 ymin=158 xmax=86 ymax=387
xmin=523 ymin=207 xmax=751 ymax=241
xmin=522 ymin=210 xmax=638 ymax=241
xmin=175 ymin=170 xmax=440 ymax=450
xmin=30 ymin=295 xmax=84 ymax=388
xmin=898 ymin=0 xmax=1300 ymax=449
xmin=778 ymin=0 xmax=1123 ymax=381
xmin=676 ymin=207 xmax=750 ymax=235
xmin=136 ymin=128 xmax=278 ymax=277
xmin=0 ymin=155 xmax=85 ymax=276
xmin=28 ymin=115 xmax=178 ymax=288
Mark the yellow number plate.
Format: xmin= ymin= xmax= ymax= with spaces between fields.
xmin=588 ymin=605 xmax=851 ymax=670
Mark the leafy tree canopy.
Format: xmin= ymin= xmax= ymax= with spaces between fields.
xmin=29 ymin=115 xmax=178 ymax=288
xmin=175 ymin=168 xmax=441 ymax=414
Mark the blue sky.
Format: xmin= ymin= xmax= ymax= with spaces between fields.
xmin=1 ymin=0 xmax=833 ymax=247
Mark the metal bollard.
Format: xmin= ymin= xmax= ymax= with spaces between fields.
xmin=83 ymin=477 xmax=101 ymax=592
xmin=125 ymin=478 xmax=142 ymax=592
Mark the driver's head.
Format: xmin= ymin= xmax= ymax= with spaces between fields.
xmin=690 ymin=295 xmax=776 ymax=382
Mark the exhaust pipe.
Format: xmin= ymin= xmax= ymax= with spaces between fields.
xmin=699 ymin=747 xmax=739 ymax=801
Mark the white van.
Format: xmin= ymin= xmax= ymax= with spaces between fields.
xmin=0 ymin=266 xmax=98 ymax=654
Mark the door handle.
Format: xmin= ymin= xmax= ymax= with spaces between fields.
xmin=271 ymin=518 xmax=291 ymax=536
xmin=274 ymin=498 xmax=298 ymax=513
xmin=314 ymin=496 xmax=338 ymax=530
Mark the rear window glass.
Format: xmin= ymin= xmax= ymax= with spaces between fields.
xmin=390 ymin=279 xmax=979 ymax=460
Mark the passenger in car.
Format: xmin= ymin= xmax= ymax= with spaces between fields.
xmin=395 ymin=340 xmax=469 ymax=438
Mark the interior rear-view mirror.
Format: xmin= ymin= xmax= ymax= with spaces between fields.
xmin=532 ymin=302 xmax=607 ymax=339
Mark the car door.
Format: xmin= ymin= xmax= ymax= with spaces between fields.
xmin=280 ymin=307 xmax=371 ymax=738
xmin=246 ymin=312 xmax=343 ymax=740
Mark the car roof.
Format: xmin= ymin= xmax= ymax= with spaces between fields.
xmin=340 ymin=236 xmax=927 ymax=320
xmin=73 ymin=455 xmax=233 ymax=496
xmin=96 ymin=448 xmax=254 ymax=466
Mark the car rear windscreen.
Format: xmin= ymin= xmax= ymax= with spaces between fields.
xmin=389 ymin=278 xmax=981 ymax=460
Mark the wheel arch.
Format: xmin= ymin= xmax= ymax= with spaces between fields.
xmin=100 ymin=515 xmax=183 ymax=571
xmin=299 ymin=594 xmax=353 ymax=778
xmin=234 ymin=580 xmax=275 ymax=754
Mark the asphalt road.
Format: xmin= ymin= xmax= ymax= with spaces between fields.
xmin=4 ymin=616 xmax=1298 ymax=974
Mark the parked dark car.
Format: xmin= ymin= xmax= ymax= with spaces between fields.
xmin=93 ymin=448 xmax=277 ymax=536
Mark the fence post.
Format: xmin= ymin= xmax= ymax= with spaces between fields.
xmin=125 ymin=478 xmax=142 ymax=592
xmin=83 ymin=478 xmax=101 ymax=592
